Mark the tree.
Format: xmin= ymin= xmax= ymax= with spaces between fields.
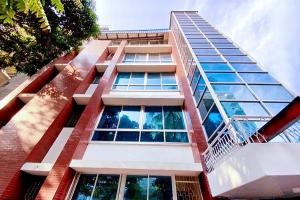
xmin=0 ymin=0 xmax=100 ymax=75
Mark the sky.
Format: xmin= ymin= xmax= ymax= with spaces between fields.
xmin=95 ymin=0 xmax=300 ymax=95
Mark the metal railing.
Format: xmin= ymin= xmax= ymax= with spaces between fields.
xmin=203 ymin=116 xmax=300 ymax=173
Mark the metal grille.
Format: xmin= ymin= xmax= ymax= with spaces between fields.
xmin=175 ymin=176 xmax=203 ymax=200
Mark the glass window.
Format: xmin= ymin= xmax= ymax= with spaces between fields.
xmin=162 ymin=73 xmax=176 ymax=84
xmin=72 ymin=174 xmax=97 ymax=200
xmin=140 ymin=131 xmax=164 ymax=142
xmin=149 ymin=54 xmax=160 ymax=62
xmin=124 ymin=53 xmax=135 ymax=63
xmin=119 ymin=106 xmax=140 ymax=129
xmin=206 ymin=73 xmax=242 ymax=83
xmin=115 ymin=72 xmax=130 ymax=85
xmin=206 ymin=34 xmax=225 ymax=39
xmin=115 ymin=131 xmax=139 ymax=141
xmin=231 ymin=63 xmax=262 ymax=71
xmin=221 ymin=102 xmax=269 ymax=117
xmin=92 ymin=175 xmax=120 ymax=200
xmin=194 ymin=79 xmax=205 ymax=103
xmin=197 ymin=55 xmax=224 ymax=62
xmin=201 ymin=63 xmax=232 ymax=71
xmin=185 ymin=34 xmax=205 ymax=39
xmin=191 ymin=43 xmax=213 ymax=48
xmin=130 ymin=73 xmax=145 ymax=84
xmin=165 ymin=132 xmax=189 ymax=143
xmin=265 ymin=102 xmax=288 ymax=116
xmin=148 ymin=176 xmax=173 ymax=200
xmin=212 ymin=84 xmax=256 ymax=100
xmin=188 ymin=38 xmax=209 ymax=43
xmin=194 ymin=49 xmax=218 ymax=55
xmin=203 ymin=105 xmax=223 ymax=138
xmin=92 ymin=131 xmax=115 ymax=141
xmin=98 ymin=106 xmax=122 ymax=129
xmin=191 ymin=68 xmax=200 ymax=91
xmin=224 ymin=55 xmax=252 ymax=62
xmin=164 ymin=106 xmax=185 ymax=129
xmin=240 ymin=73 xmax=278 ymax=84
xmin=160 ymin=54 xmax=172 ymax=63
xmin=210 ymin=38 xmax=230 ymax=43
xmin=147 ymin=73 xmax=161 ymax=85
xmin=198 ymin=89 xmax=214 ymax=119
xmin=143 ymin=107 xmax=163 ymax=129
xmin=249 ymin=85 xmax=293 ymax=101
xmin=124 ymin=176 xmax=148 ymax=200
xmin=135 ymin=53 xmax=147 ymax=62
xmin=129 ymin=85 xmax=144 ymax=90
xmin=213 ymin=43 xmax=236 ymax=48
xmin=218 ymin=48 xmax=243 ymax=55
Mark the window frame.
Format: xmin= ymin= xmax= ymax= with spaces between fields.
xmin=91 ymin=106 xmax=190 ymax=144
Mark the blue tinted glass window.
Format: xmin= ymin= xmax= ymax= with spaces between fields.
xmin=162 ymin=85 xmax=178 ymax=90
xmin=115 ymin=73 xmax=130 ymax=84
xmin=130 ymin=73 xmax=145 ymax=84
xmin=115 ymin=131 xmax=139 ymax=141
xmin=265 ymin=102 xmax=288 ymax=116
xmin=146 ymin=85 xmax=161 ymax=90
xmin=197 ymin=55 xmax=224 ymax=62
xmin=124 ymin=176 xmax=148 ymax=199
xmin=206 ymin=35 xmax=225 ymax=39
xmin=250 ymin=85 xmax=293 ymax=101
xmin=98 ymin=106 xmax=122 ymax=129
xmin=201 ymin=63 xmax=232 ymax=71
xmin=198 ymin=89 xmax=214 ymax=119
xmin=188 ymin=38 xmax=209 ymax=43
xmin=164 ymin=106 xmax=185 ymax=129
xmin=148 ymin=176 xmax=173 ymax=200
xmin=213 ymin=43 xmax=236 ymax=48
xmin=218 ymin=48 xmax=243 ymax=55
xmin=203 ymin=105 xmax=223 ymax=138
xmin=147 ymin=73 xmax=161 ymax=84
xmin=160 ymin=54 xmax=172 ymax=63
xmin=206 ymin=73 xmax=242 ymax=82
xmin=221 ymin=102 xmax=269 ymax=117
xmin=194 ymin=80 xmax=205 ymax=103
xmin=212 ymin=84 xmax=255 ymax=100
xmin=210 ymin=39 xmax=230 ymax=43
xmin=72 ymin=175 xmax=96 ymax=200
xmin=231 ymin=63 xmax=262 ymax=71
xmin=124 ymin=53 xmax=135 ymax=63
xmin=191 ymin=43 xmax=213 ymax=48
xmin=143 ymin=107 xmax=163 ymax=129
xmin=162 ymin=73 xmax=176 ymax=84
xmin=240 ymin=73 xmax=278 ymax=84
xmin=191 ymin=68 xmax=200 ymax=91
xmin=92 ymin=175 xmax=120 ymax=200
xmin=128 ymin=85 xmax=144 ymax=90
xmin=185 ymin=34 xmax=205 ymax=39
xmin=140 ymin=132 xmax=164 ymax=142
xmin=224 ymin=56 xmax=252 ymax=62
xmin=194 ymin=49 xmax=218 ymax=55
xmin=118 ymin=106 xmax=140 ymax=129
xmin=165 ymin=132 xmax=189 ymax=143
xmin=92 ymin=131 xmax=115 ymax=141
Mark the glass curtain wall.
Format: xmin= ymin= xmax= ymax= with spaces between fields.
xmin=171 ymin=11 xmax=294 ymax=141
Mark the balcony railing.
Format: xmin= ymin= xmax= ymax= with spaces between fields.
xmin=203 ymin=116 xmax=300 ymax=173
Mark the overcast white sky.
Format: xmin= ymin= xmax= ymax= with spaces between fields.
xmin=95 ymin=0 xmax=300 ymax=95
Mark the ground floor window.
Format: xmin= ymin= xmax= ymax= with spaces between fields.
xmin=71 ymin=174 xmax=174 ymax=200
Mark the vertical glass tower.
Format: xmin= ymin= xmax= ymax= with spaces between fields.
xmin=171 ymin=11 xmax=294 ymax=142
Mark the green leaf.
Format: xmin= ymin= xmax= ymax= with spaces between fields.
xmin=50 ymin=0 xmax=64 ymax=13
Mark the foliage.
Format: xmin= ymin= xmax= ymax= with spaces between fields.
xmin=0 ymin=0 xmax=100 ymax=75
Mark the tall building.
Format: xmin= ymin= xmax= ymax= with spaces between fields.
xmin=0 ymin=10 xmax=299 ymax=200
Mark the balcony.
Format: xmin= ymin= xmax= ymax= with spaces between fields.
xmin=203 ymin=100 xmax=300 ymax=199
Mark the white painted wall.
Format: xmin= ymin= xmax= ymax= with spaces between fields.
xmin=42 ymin=127 xmax=74 ymax=163
xmin=208 ymin=143 xmax=300 ymax=198
xmin=83 ymin=143 xmax=194 ymax=163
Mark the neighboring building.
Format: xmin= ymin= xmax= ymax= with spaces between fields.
xmin=0 ymin=10 xmax=299 ymax=200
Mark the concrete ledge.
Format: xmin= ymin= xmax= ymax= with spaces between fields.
xmin=95 ymin=63 xmax=109 ymax=72
xmin=18 ymin=93 xmax=35 ymax=104
xmin=70 ymin=160 xmax=202 ymax=176
xmin=21 ymin=162 xmax=54 ymax=176
xmin=102 ymin=91 xmax=184 ymax=106
xmin=116 ymin=63 xmax=176 ymax=72
xmin=73 ymin=93 xmax=92 ymax=105
xmin=208 ymin=143 xmax=300 ymax=198
xmin=54 ymin=63 xmax=69 ymax=71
